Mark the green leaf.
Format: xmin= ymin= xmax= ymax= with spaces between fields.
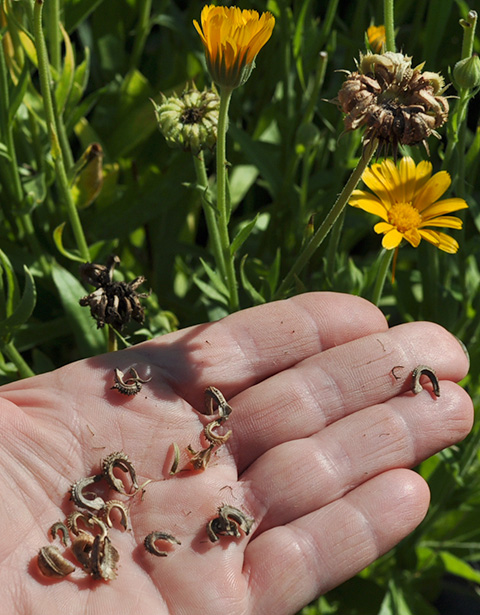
xmin=0 ymin=250 xmax=20 ymax=319
xmin=51 ymin=262 xmax=105 ymax=357
xmin=53 ymin=223 xmax=86 ymax=263
xmin=199 ymin=258 xmax=229 ymax=298
xmin=8 ymin=63 xmax=29 ymax=124
xmin=55 ymin=23 xmax=75 ymax=113
xmin=240 ymin=255 xmax=266 ymax=305
xmin=439 ymin=550 xmax=480 ymax=583
xmin=193 ymin=276 xmax=229 ymax=307
xmin=0 ymin=266 xmax=36 ymax=341
xmin=230 ymin=214 xmax=259 ymax=256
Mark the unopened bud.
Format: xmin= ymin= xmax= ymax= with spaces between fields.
xmin=454 ymin=55 xmax=480 ymax=90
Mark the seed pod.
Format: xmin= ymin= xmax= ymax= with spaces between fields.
xmin=103 ymin=500 xmax=129 ymax=531
xmin=71 ymin=533 xmax=95 ymax=571
xmin=37 ymin=545 xmax=75 ymax=578
xmin=111 ymin=367 xmax=151 ymax=396
xmin=207 ymin=505 xmax=254 ymax=542
xmin=49 ymin=521 xmax=71 ymax=547
xmin=204 ymin=386 xmax=233 ymax=420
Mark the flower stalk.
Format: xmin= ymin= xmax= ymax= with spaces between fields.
xmin=216 ymin=86 xmax=239 ymax=311
xmin=33 ymin=0 xmax=90 ymax=262
xmin=274 ymin=138 xmax=378 ymax=300
xmin=383 ymin=0 xmax=396 ymax=52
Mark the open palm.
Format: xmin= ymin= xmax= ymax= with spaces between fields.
xmin=0 ymin=293 xmax=473 ymax=615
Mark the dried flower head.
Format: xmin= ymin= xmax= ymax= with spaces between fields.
xmin=152 ymin=85 xmax=220 ymax=154
xmin=193 ymin=5 xmax=275 ymax=89
xmin=79 ymin=255 xmax=148 ymax=331
xmin=337 ymin=52 xmax=449 ymax=157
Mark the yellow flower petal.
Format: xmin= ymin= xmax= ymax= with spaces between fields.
xmin=374 ymin=221 xmax=394 ymax=234
xmin=419 ymin=216 xmax=463 ymax=229
xmin=349 ymin=192 xmax=389 ymax=220
xmin=403 ymin=228 xmax=421 ymax=247
xmin=398 ymin=156 xmax=417 ymax=203
xmin=414 ymin=160 xmax=433 ymax=193
xmin=420 ymin=198 xmax=469 ymax=219
xmin=382 ymin=228 xmax=403 ymax=249
xmin=413 ymin=170 xmax=451 ymax=211
xmin=419 ymin=229 xmax=459 ymax=253
xmin=194 ymin=5 xmax=275 ymax=89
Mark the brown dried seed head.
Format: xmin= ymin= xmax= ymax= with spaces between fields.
xmin=336 ymin=51 xmax=448 ymax=157
xmin=144 ymin=531 xmax=181 ymax=556
xmin=38 ymin=545 xmax=76 ymax=578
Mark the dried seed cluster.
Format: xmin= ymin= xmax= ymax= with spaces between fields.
xmin=37 ymin=386 xmax=254 ymax=582
xmin=79 ymin=255 xmax=149 ymax=331
xmin=180 ymin=386 xmax=233 ymax=472
xmin=37 ymin=452 xmax=146 ymax=581
xmin=337 ymin=51 xmax=449 ymax=157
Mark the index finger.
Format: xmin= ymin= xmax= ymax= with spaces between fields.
xmin=135 ymin=292 xmax=388 ymax=406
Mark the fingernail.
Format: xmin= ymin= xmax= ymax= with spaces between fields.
xmin=454 ymin=335 xmax=470 ymax=367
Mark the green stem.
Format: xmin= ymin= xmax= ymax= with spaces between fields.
xmin=129 ymin=0 xmax=152 ymax=70
xmin=274 ymin=139 xmax=378 ymax=300
xmin=46 ymin=0 xmax=61 ymax=72
xmin=33 ymin=0 xmax=90 ymax=262
xmin=216 ymin=87 xmax=239 ymax=311
xmin=302 ymin=51 xmax=328 ymax=126
xmin=107 ymin=326 xmax=118 ymax=353
xmin=371 ymin=249 xmax=394 ymax=306
xmin=383 ymin=0 xmax=396 ymax=52
xmin=460 ymin=10 xmax=477 ymax=60
xmin=3 ymin=341 xmax=35 ymax=378
xmin=193 ymin=152 xmax=226 ymax=279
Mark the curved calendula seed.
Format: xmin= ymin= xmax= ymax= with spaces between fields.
xmin=219 ymin=504 xmax=254 ymax=535
xmin=67 ymin=511 xmax=95 ymax=536
xmin=70 ymin=474 xmax=105 ymax=511
xmin=103 ymin=500 xmax=129 ymax=530
xmin=49 ymin=521 xmax=71 ymax=547
xmin=204 ymin=386 xmax=233 ymax=420
xmin=204 ymin=419 xmax=232 ymax=446
xmin=37 ymin=545 xmax=76 ymax=578
xmin=91 ymin=535 xmax=119 ymax=580
xmin=412 ymin=365 xmax=440 ymax=397
xmin=103 ymin=451 xmax=139 ymax=495
xmin=144 ymin=531 xmax=181 ymax=556
xmin=207 ymin=505 xmax=254 ymax=542
xmin=111 ymin=367 xmax=151 ymax=395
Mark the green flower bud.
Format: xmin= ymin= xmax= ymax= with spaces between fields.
xmin=152 ymin=86 xmax=220 ymax=154
xmin=453 ymin=55 xmax=480 ymax=90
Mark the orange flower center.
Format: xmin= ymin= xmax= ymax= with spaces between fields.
xmin=388 ymin=202 xmax=423 ymax=232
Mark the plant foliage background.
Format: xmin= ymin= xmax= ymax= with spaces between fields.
xmin=0 ymin=0 xmax=479 ymax=613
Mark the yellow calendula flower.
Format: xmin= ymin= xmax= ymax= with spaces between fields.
xmin=349 ymin=157 xmax=468 ymax=275
xmin=193 ymin=5 xmax=275 ymax=89
xmin=367 ymin=24 xmax=386 ymax=53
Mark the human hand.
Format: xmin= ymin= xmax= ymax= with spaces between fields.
xmin=0 ymin=293 xmax=472 ymax=614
